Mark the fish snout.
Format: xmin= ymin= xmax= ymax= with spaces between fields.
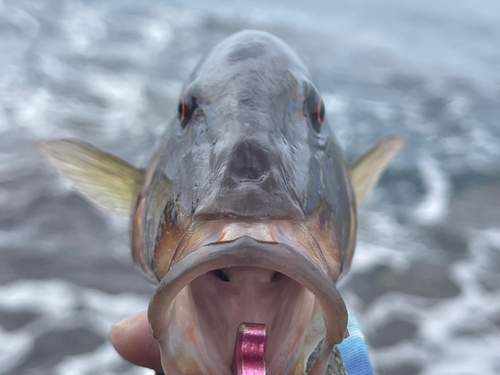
xmin=194 ymin=138 xmax=305 ymax=220
xmin=228 ymin=140 xmax=270 ymax=184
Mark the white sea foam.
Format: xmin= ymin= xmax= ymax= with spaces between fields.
xmin=412 ymin=155 xmax=450 ymax=225
xmin=0 ymin=280 xmax=148 ymax=374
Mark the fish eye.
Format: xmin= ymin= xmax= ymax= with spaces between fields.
xmin=178 ymin=95 xmax=197 ymax=128
xmin=304 ymin=88 xmax=325 ymax=133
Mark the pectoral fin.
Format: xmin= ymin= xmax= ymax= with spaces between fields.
xmin=349 ymin=135 xmax=404 ymax=206
xmin=39 ymin=139 xmax=144 ymax=217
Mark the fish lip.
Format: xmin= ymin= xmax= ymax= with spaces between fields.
xmin=148 ymin=236 xmax=347 ymax=374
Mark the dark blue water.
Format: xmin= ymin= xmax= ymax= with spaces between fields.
xmin=1 ymin=1 xmax=500 ymax=374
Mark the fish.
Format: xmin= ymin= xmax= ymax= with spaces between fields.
xmin=39 ymin=30 xmax=403 ymax=375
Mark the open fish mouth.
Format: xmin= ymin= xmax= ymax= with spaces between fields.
xmin=149 ymin=235 xmax=348 ymax=375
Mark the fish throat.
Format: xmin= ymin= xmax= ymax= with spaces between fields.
xmin=169 ymin=265 xmax=314 ymax=375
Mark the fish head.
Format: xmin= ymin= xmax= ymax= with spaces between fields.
xmin=136 ymin=30 xmax=356 ymax=375
xmin=39 ymin=29 xmax=403 ymax=375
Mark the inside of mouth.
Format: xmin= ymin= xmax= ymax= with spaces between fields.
xmin=161 ymin=266 xmax=324 ymax=375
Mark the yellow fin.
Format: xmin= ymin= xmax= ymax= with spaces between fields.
xmin=39 ymin=139 xmax=144 ymax=217
xmin=349 ymin=135 xmax=404 ymax=206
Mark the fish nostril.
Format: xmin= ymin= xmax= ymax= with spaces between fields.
xmin=230 ymin=141 xmax=270 ymax=183
xmin=213 ymin=269 xmax=230 ymax=282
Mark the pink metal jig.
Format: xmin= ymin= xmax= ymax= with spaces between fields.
xmin=233 ymin=323 xmax=269 ymax=375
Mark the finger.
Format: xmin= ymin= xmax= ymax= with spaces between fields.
xmin=110 ymin=311 xmax=163 ymax=372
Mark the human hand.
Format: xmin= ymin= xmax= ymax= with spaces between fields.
xmin=110 ymin=311 xmax=163 ymax=373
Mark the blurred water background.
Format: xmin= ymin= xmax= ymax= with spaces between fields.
xmin=1 ymin=0 xmax=500 ymax=374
